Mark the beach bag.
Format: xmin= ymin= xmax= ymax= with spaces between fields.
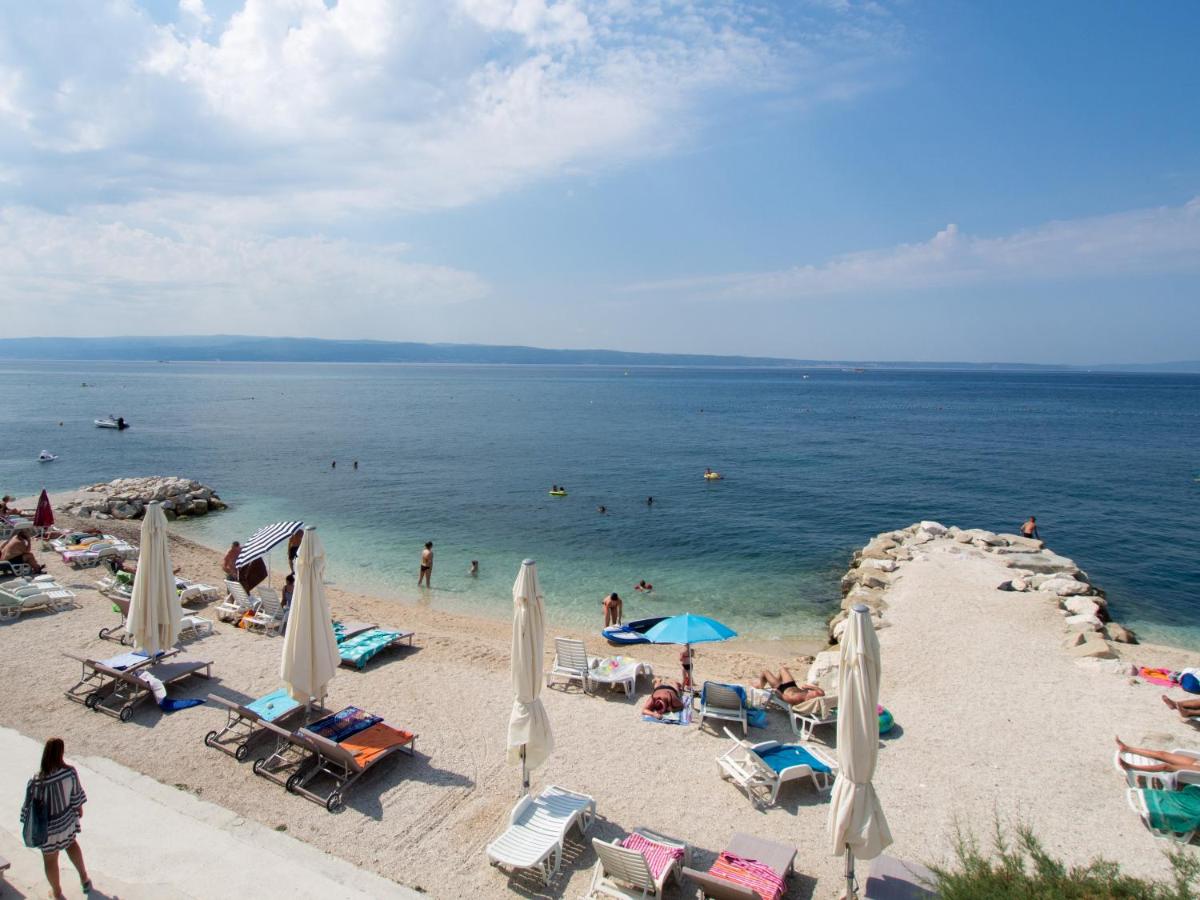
xmin=21 ymin=777 xmax=47 ymax=848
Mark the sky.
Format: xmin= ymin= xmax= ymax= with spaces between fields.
xmin=0 ymin=1 xmax=1197 ymax=364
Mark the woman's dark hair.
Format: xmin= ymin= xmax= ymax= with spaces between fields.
xmin=40 ymin=738 xmax=65 ymax=777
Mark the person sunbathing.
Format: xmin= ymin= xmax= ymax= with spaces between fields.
xmin=643 ymin=680 xmax=686 ymax=719
xmin=1 ymin=530 xmax=44 ymax=575
xmin=1116 ymin=736 xmax=1200 ymax=773
xmin=1162 ymin=696 xmax=1200 ymax=720
xmin=756 ymin=667 xmax=824 ymax=705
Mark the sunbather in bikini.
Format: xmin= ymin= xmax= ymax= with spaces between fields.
xmin=1162 ymin=695 xmax=1200 ymax=720
xmin=643 ymin=680 xmax=686 ymax=719
xmin=756 ymin=667 xmax=824 ymax=705
xmin=1116 ymin=736 xmax=1200 ymax=773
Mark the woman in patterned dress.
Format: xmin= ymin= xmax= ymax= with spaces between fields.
xmin=21 ymin=738 xmax=91 ymax=898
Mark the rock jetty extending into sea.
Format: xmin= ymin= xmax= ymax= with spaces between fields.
xmin=831 ymin=520 xmax=1137 ymax=658
xmin=57 ymin=476 xmax=226 ymax=521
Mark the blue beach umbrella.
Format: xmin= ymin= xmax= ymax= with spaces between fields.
xmin=645 ymin=613 xmax=737 ymax=688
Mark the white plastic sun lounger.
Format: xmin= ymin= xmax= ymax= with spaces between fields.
xmin=547 ymin=638 xmax=653 ymax=699
xmin=768 ymin=691 xmax=840 ymax=742
xmin=486 ymin=785 xmax=596 ymax=883
xmin=585 ymin=828 xmax=688 ymax=899
xmin=245 ymin=592 xmax=285 ymax=635
xmin=1127 ymin=787 xmax=1199 ymax=844
xmin=547 ymin=637 xmax=593 ymax=692
xmin=217 ymin=580 xmax=259 ymax=622
xmin=1115 ymin=748 xmax=1200 ymax=791
xmin=698 ymin=682 xmax=749 ymax=735
xmin=716 ymin=728 xmax=838 ymax=807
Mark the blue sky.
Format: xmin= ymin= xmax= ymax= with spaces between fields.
xmin=0 ymin=1 xmax=1197 ymax=363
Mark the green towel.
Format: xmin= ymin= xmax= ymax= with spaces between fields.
xmin=1143 ymin=784 xmax=1200 ymax=834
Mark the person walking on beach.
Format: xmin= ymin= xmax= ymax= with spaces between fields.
xmin=286 ymin=529 xmax=303 ymax=572
xmin=21 ymin=738 xmax=91 ymax=900
xmin=1021 ymin=516 xmax=1040 ymax=539
xmin=418 ymin=541 xmax=434 ymax=587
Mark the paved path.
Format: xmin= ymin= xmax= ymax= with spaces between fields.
xmin=0 ymin=726 xmax=421 ymax=899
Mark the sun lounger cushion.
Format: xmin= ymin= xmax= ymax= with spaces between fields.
xmin=709 ymin=852 xmax=787 ymax=900
xmin=620 ymin=832 xmax=684 ymax=881
xmin=306 ymin=706 xmax=382 ymax=743
xmin=247 ymin=688 xmax=302 ymax=723
xmin=103 ymin=650 xmax=151 ymax=670
xmin=338 ymin=722 xmax=415 ymax=767
xmin=339 ymin=629 xmax=403 ymax=669
xmin=755 ymin=745 xmax=832 ymax=775
xmin=1142 ymin=784 xmax=1200 ymax=835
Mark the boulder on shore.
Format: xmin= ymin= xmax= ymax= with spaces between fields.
xmin=58 ymin=476 xmax=226 ymax=521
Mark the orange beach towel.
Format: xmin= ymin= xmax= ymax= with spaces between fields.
xmin=340 ymin=722 xmax=414 ymax=768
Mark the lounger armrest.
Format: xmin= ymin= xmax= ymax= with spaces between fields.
xmin=508 ymin=793 xmax=534 ymax=826
xmin=681 ymin=866 xmax=759 ymax=900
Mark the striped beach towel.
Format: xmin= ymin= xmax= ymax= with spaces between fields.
xmin=620 ymin=833 xmax=684 ymax=881
xmin=306 ymin=706 xmax=382 ymax=743
xmin=708 ymin=851 xmax=786 ymax=900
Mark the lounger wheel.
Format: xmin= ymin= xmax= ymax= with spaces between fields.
xmin=235 ymin=743 xmax=251 ymax=762
xmin=119 ymin=705 xmax=134 ymax=722
xmin=84 ymin=692 xmax=102 ymax=710
xmin=252 ymin=758 xmax=266 ymax=776
xmin=326 ymin=792 xmax=344 ymax=813
xmin=285 ymin=772 xmax=302 ymax=794
xmin=204 ymin=730 xmax=218 ymax=748
xmin=98 ymin=627 xmax=111 ymax=640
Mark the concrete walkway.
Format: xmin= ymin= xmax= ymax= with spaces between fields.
xmin=0 ymin=727 xmax=420 ymax=899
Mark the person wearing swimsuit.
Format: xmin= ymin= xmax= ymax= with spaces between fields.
xmin=642 ymin=680 xmax=685 ymax=719
xmin=418 ymin=541 xmax=433 ymax=587
xmin=757 ymin=667 xmax=824 ymax=705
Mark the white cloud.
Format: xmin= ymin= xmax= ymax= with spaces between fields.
xmin=623 ymin=197 xmax=1200 ymax=300
xmin=0 ymin=207 xmax=488 ymax=336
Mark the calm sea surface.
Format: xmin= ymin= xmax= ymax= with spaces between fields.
xmin=1 ymin=361 xmax=1197 ymax=646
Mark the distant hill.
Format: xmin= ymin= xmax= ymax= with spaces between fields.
xmin=0 ymin=335 xmax=1195 ymax=372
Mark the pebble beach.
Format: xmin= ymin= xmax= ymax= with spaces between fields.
xmin=1 ymin=498 xmax=1195 ymax=898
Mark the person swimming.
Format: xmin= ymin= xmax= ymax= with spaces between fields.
xmin=634 ymin=579 xmax=653 ymax=593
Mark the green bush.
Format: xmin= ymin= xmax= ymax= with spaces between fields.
xmin=929 ymin=821 xmax=1200 ymax=900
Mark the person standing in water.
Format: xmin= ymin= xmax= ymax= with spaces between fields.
xmin=602 ymin=592 xmax=622 ymax=627
xmin=418 ymin=541 xmax=434 ymax=587
xmin=21 ymin=737 xmax=92 ymax=900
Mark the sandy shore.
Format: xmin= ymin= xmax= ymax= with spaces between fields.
xmin=1 ymin=512 xmax=1196 ymax=898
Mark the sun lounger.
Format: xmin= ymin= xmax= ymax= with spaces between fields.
xmin=0 ymin=561 xmax=32 ymax=578
xmin=486 ymin=785 xmax=597 ymax=884
xmin=245 ymin=592 xmax=286 ymax=635
xmin=681 ymin=832 xmax=795 ymax=900
xmin=547 ymin=638 xmax=652 ymax=699
xmin=1114 ymin=748 xmax=1200 ymax=791
xmin=585 ymin=828 xmax=688 ymax=899
xmin=98 ymin=596 xmax=133 ymax=644
xmin=0 ymin=583 xmax=74 ymax=620
xmin=178 ymin=582 xmax=219 ymax=606
xmin=63 ymin=648 xmax=179 ymax=707
xmin=716 ymin=728 xmax=837 ymax=806
xmin=204 ymin=688 xmax=309 ymax=760
xmin=769 ymin=692 xmax=840 ymax=742
xmin=66 ymin=651 xmax=210 ymax=721
xmin=253 ymin=706 xmax=416 ymax=811
xmin=180 ymin=615 xmax=214 ymax=639
xmin=338 ymin=627 xmax=414 ymax=669
xmin=1128 ymin=785 xmax=1200 ymax=843
xmin=217 ymin=580 xmax=259 ymax=622
xmin=333 ymin=620 xmax=377 ymax=643
xmin=699 ymin=682 xmax=750 ymax=735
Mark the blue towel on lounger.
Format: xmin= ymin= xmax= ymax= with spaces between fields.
xmin=338 ymin=629 xmax=401 ymax=670
xmin=246 ymin=688 xmax=301 ymax=723
xmin=756 ymin=744 xmax=831 ymax=774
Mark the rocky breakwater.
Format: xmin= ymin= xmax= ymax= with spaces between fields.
xmin=58 ymin=477 xmax=227 ymax=521
xmin=829 ymin=520 xmax=1138 ymax=661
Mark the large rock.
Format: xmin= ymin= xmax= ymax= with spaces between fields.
xmin=1003 ymin=551 xmax=1080 ymax=575
xmin=1063 ymin=598 xmax=1101 ymax=619
xmin=996 ymin=533 xmax=1044 ymax=551
xmin=1104 ymin=622 xmax=1138 ymax=644
xmin=1064 ymin=613 xmax=1103 ymax=632
xmin=859 ymin=558 xmax=898 ymax=573
xmin=918 ymin=520 xmax=948 ymax=536
xmin=807 ymin=651 xmax=840 ymax=688
xmin=51 ymin=476 xmax=224 ymax=521
xmin=1065 ymin=632 xmax=1116 ymax=659
xmin=1040 ymin=577 xmax=1092 ymax=597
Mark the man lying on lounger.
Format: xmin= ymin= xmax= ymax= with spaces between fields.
xmin=643 ymin=680 xmax=686 ymax=719
xmin=1117 ymin=736 xmax=1200 ymax=773
xmin=756 ymin=667 xmax=824 ymax=705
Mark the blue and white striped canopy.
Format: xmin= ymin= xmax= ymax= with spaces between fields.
xmin=235 ymin=520 xmax=303 ymax=569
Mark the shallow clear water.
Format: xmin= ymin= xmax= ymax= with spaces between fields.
xmin=2 ymin=361 xmax=1197 ymax=645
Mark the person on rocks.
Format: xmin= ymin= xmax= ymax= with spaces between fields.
xmin=1021 ymin=516 xmax=1040 ymax=539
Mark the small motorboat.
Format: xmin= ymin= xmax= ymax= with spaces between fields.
xmin=602 ymin=616 xmax=668 ymax=646
xmin=95 ymin=415 xmax=129 ymax=430
xmin=38 ymin=451 xmax=58 ymax=462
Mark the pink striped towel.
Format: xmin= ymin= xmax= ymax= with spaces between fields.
xmin=620 ymin=833 xmax=684 ymax=881
xmin=708 ymin=851 xmax=786 ymax=900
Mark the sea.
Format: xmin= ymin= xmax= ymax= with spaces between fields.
xmin=1 ymin=361 xmax=1197 ymax=648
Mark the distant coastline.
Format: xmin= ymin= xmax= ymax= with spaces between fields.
xmin=1 ymin=335 xmax=1197 ymax=372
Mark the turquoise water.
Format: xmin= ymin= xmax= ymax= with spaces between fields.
xmin=1 ymin=361 xmax=1197 ymax=646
